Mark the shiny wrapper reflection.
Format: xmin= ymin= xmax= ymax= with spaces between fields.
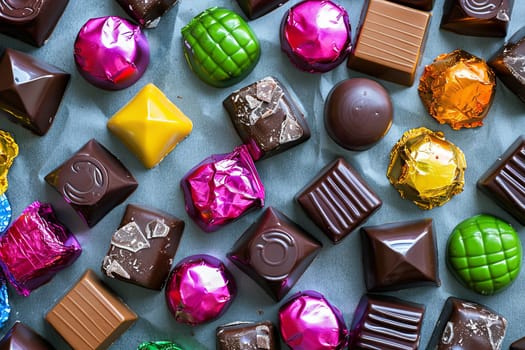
xmin=386 ymin=127 xmax=466 ymax=210
xmin=180 ymin=145 xmax=265 ymax=232
xmin=0 ymin=131 xmax=18 ymax=195
xmin=74 ymin=16 xmax=150 ymax=90
xmin=137 ymin=340 xmax=184 ymax=350
xmin=418 ymin=49 xmax=496 ymax=130
xmin=279 ymin=290 xmax=348 ymax=350
xmin=0 ymin=202 xmax=82 ymax=296
xmin=0 ymin=194 xmax=11 ymax=233
xmin=0 ymin=280 xmax=10 ymax=328
xmin=165 ymin=255 xmax=236 ymax=326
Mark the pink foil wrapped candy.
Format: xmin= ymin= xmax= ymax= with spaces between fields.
xmin=180 ymin=145 xmax=265 ymax=232
xmin=0 ymin=201 xmax=82 ymax=296
xmin=74 ymin=16 xmax=150 ymax=90
xmin=165 ymin=255 xmax=236 ymax=325
xmin=279 ymin=290 xmax=348 ymax=350
xmin=280 ymin=0 xmax=351 ymax=73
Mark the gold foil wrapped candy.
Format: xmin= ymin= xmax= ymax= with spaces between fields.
xmin=0 ymin=130 xmax=18 ymax=194
xmin=387 ymin=127 xmax=466 ymax=210
xmin=418 ymin=49 xmax=496 ymax=130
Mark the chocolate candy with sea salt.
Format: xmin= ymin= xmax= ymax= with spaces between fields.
xmin=45 ymin=139 xmax=138 ymax=227
xmin=223 ymin=76 xmax=310 ymax=160
xmin=102 ymin=204 xmax=185 ymax=290
xmin=115 ymin=0 xmax=179 ymax=28
xmin=165 ymin=255 xmax=236 ymax=325
xmin=74 ymin=16 xmax=150 ymax=90
xmin=180 ymin=145 xmax=264 ymax=232
xmin=0 ymin=201 xmax=81 ymax=296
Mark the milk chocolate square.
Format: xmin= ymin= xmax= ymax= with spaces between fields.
xmin=102 ymin=204 xmax=185 ymax=290
xmin=0 ymin=322 xmax=55 ymax=350
xmin=216 ymin=321 xmax=279 ymax=350
xmin=46 ymin=269 xmax=138 ymax=350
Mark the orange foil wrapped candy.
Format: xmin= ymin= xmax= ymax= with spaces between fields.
xmin=418 ymin=49 xmax=496 ymax=130
xmin=387 ymin=127 xmax=466 ymax=210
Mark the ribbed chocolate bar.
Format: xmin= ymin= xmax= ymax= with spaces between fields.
xmin=478 ymin=136 xmax=525 ymax=225
xmin=46 ymin=269 xmax=137 ymax=350
xmin=347 ymin=0 xmax=431 ymax=86
xmin=296 ymin=158 xmax=382 ymax=244
xmin=349 ymin=295 xmax=425 ymax=349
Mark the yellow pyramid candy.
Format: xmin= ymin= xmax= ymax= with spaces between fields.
xmin=107 ymin=84 xmax=193 ymax=168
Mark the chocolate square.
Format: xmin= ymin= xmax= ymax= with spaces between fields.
xmin=102 ymin=204 xmax=185 ymax=290
xmin=228 ymin=207 xmax=321 ymax=301
xmin=115 ymin=0 xmax=179 ymax=28
xmin=223 ymin=76 xmax=310 ymax=160
xmin=216 ymin=321 xmax=279 ymax=350
xmin=46 ymin=269 xmax=138 ymax=350
xmin=387 ymin=0 xmax=433 ymax=11
xmin=296 ymin=158 xmax=382 ymax=244
xmin=478 ymin=136 xmax=525 ymax=225
xmin=0 ymin=0 xmax=69 ymax=46
xmin=0 ymin=322 xmax=55 ymax=350
xmin=349 ymin=295 xmax=425 ymax=349
xmin=361 ymin=219 xmax=440 ymax=292
xmin=347 ymin=0 xmax=431 ymax=86
xmin=236 ymin=0 xmax=289 ymax=19
xmin=427 ymin=297 xmax=507 ymax=349
xmin=511 ymin=337 xmax=525 ymax=350
xmin=45 ymin=139 xmax=138 ymax=227
xmin=0 ymin=48 xmax=70 ymax=136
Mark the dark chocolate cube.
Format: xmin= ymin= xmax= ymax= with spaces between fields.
xmin=228 ymin=207 xmax=321 ymax=301
xmin=296 ymin=158 xmax=382 ymax=244
xmin=478 ymin=136 xmax=525 ymax=225
xmin=102 ymin=204 xmax=185 ymax=290
xmin=236 ymin=0 xmax=289 ymax=20
xmin=349 ymin=294 xmax=425 ymax=349
xmin=45 ymin=139 xmax=138 ymax=227
xmin=0 ymin=322 xmax=55 ymax=349
xmin=216 ymin=321 xmax=280 ymax=350
xmin=0 ymin=0 xmax=69 ymax=47
xmin=115 ymin=0 xmax=179 ymax=28
xmin=386 ymin=0 xmax=434 ymax=11
xmin=223 ymin=76 xmax=310 ymax=160
xmin=489 ymin=27 xmax=525 ymax=103
xmin=361 ymin=219 xmax=440 ymax=292
xmin=511 ymin=337 xmax=525 ymax=350
xmin=0 ymin=49 xmax=70 ymax=136
xmin=440 ymin=0 xmax=513 ymax=37
xmin=427 ymin=297 xmax=507 ymax=349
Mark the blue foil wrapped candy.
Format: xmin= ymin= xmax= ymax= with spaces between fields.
xmin=0 ymin=194 xmax=11 ymax=233
xmin=0 ymin=279 xmax=10 ymax=328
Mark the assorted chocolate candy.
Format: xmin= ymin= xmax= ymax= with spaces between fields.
xmin=216 ymin=321 xmax=278 ymax=350
xmin=236 ymin=0 xmax=289 ymax=19
xmin=0 ymin=322 xmax=54 ymax=349
xmin=387 ymin=0 xmax=434 ymax=11
xmin=115 ymin=0 xmax=179 ymax=28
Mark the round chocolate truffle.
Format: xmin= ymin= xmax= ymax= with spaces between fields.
xmin=280 ymin=0 xmax=351 ymax=73
xmin=324 ymin=78 xmax=393 ymax=151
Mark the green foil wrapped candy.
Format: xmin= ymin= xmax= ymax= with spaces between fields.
xmin=137 ymin=341 xmax=184 ymax=350
xmin=181 ymin=7 xmax=260 ymax=88
xmin=447 ymin=214 xmax=522 ymax=295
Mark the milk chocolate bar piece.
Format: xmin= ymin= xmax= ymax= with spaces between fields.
xmin=347 ymin=0 xmax=431 ymax=86
xmin=478 ymin=136 xmax=525 ymax=225
xmin=102 ymin=204 xmax=185 ymax=290
xmin=387 ymin=0 xmax=433 ymax=11
xmin=0 ymin=322 xmax=55 ymax=350
xmin=216 ymin=321 xmax=279 ymax=350
xmin=0 ymin=0 xmax=69 ymax=46
xmin=46 ymin=269 xmax=138 ymax=350
xmin=296 ymin=158 xmax=382 ymax=244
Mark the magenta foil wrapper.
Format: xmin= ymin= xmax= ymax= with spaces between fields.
xmin=0 ymin=202 xmax=82 ymax=296
xmin=280 ymin=0 xmax=351 ymax=73
xmin=74 ymin=16 xmax=150 ymax=90
xmin=180 ymin=145 xmax=265 ymax=232
xmin=165 ymin=255 xmax=236 ymax=325
xmin=279 ymin=290 xmax=348 ymax=350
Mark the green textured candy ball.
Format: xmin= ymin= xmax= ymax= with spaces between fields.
xmin=137 ymin=341 xmax=184 ymax=350
xmin=447 ymin=214 xmax=522 ymax=295
xmin=181 ymin=7 xmax=261 ymax=88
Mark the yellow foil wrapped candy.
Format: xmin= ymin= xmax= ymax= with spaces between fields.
xmin=387 ymin=127 xmax=466 ymax=210
xmin=418 ymin=49 xmax=495 ymax=130
xmin=0 ymin=130 xmax=18 ymax=194
xmin=107 ymin=84 xmax=193 ymax=168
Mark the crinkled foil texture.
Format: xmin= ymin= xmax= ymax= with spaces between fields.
xmin=279 ymin=290 xmax=348 ymax=350
xmin=137 ymin=340 xmax=184 ymax=350
xmin=387 ymin=127 xmax=466 ymax=210
xmin=0 ymin=130 xmax=18 ymax=195
xmin=0 ymin=201 xmax=81 ymax=296
xmin=165 ymin=255 xmax=236 ymax=326
xmin=418 ymin=49 xmax=496 ymax=129
xmin=181 ymin=145 xmax=265 ymax=232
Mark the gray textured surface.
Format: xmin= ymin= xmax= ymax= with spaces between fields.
xmin=1 ymin=0 xmax=525 ymax=349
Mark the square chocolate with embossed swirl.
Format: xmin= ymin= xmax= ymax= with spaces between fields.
xmin=102 ymin=204 xmax=185 ymax=290
xmin=45 ymin=139 xmax=138 ymax=227
xmin=227 ymin=207 xmax=321 ymax=301
xmin=0 ymin=0 xmax=69 ymax=46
